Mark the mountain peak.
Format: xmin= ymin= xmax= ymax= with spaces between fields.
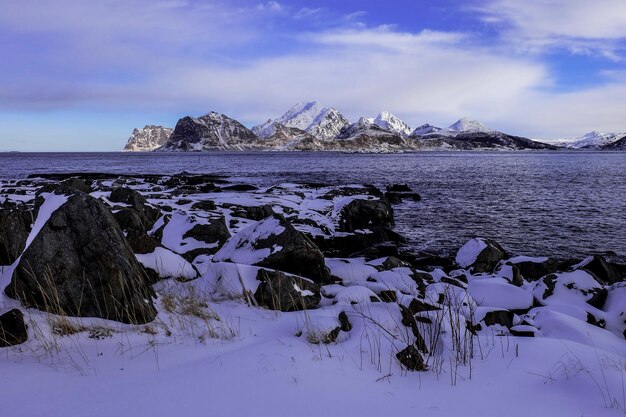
xmin=448 ymin=118 xmax=492 ymax=133
xmin=372 ymin=111 xmax=411 ymax=136
xmin=252 ymin=101 xmax=349 ymax=140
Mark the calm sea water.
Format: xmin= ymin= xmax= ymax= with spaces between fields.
xmin=1 ymin=151 xmax=625 ymax=261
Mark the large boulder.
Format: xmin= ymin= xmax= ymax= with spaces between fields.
xmin=456 ymin=238 xmax=507 ymax=273
xmin=337 ymin=198 xmax=394 ymax=233
xmin=5 ymin=190 xmax=157 ymax=324
xmin=572 ymin=255 xmax=623 ymax=285
xmin=253 ymin=269 xmax=321 ymax=312
xmin=0 ymin=309 xmax=28 ymax=347
xmin=213 ymin=215 xmax=331 ymax=283
xmin=0 ymin=202 xmax=31 ymax=265
xmin=532 ymin=270 xmax=607 ymax=310
xmin=503 ymin=256 xmax=559 ymax=281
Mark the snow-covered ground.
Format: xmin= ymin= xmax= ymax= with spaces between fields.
xmin=1 ymin=174 xmax=625 ymax=417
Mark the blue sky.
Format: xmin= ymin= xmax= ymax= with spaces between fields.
xmin=1 ymin=0 xmax=626 ymax=151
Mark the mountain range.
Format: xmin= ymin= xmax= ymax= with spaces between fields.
xmin=122 ymin=102 xmax=625 ymax=152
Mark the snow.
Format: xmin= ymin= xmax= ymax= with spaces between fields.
xmin=213 ymin=217 xmax=285 ymax=265
xmin=468 ymin=277 xmax=534 ymax=310
xmin=2 ymin=176 xmax=626 ymax=417
xmin=372 ymin=111 xmax=412 ymax=136
xmin=455 ymin=238 xmax=488 ymax=268
xmin=447 ymin=118 xmax=492 ymax=133
xmin=508 ymin=256 xmax=550 ymax=264
xmin=136 ymin=247 xmax=197 ymax=280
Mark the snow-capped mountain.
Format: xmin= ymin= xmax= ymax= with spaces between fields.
xmin=123 ymin=125 xmax=172 ymax=152
xmin=447 ymin=118 xmax=493 ymax=133
xmin=409 ymin=118 xmax=555 ymax=150
xmin=252 ymin=102 xmax=349 ymax=141
xmin=371 ymin=111 xmax=412 ymax=136
xmin=159 ymin=112 xmax=258 ymax=151
xmin=558 ymin=131 xmax=626 ymax=149
xmin=602 ymin=135 xmax=626 ymax=150
xmin=410 ymin=124 xmax=442 ymax=136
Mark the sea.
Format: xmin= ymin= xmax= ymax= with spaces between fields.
xmin=1 ymin=151 xmax=625 ymax=261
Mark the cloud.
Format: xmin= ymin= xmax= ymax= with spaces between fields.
xmin=474 ymin=0 xmax=626 ymax=58
xmin=2 ymin=0 xmax=626 ymax=143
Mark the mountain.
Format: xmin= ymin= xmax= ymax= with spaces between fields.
xmin=602 ymin=135 xmax=626 ymax=150
xmin=260 ymin=123 xmax=317 ymax=149
xmin=330 ymin=118 xmax=407 ymax=152
xmin=409 ymin=118 xmax=556 ymax=150
xmin=371 ymin=111 xmax=412 ymax=136
xmin=557 ymin=131 xmax=626 ymax=149
xmin=159 ymin=112 xmax=258 ymax=151
xmin=411 ymin=123 xmax=442 ymax=136
xmin=123 ymin=125 xmax=172 ymax=152
xmin=252 ymin=101 xmax=349 ymax=140
xmin=447 ymin=118 xmax=492 ymax=133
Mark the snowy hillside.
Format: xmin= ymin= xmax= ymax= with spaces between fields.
xmin=252 ymin=101 xmax=350 ymax=141
xmin=557 ymin=131 xmax=626 ymax=149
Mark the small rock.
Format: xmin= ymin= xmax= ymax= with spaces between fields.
xmin=0 ymin=309 xmax=28 ymax=347
xmin=396 ymin=344 xmax=427 ymax=371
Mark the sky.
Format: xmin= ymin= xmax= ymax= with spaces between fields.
xmin=1 ymin=0 xmax=626 ymax=151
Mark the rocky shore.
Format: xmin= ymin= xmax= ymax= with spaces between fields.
xmin=0 ymin=172 xmax=625 ymax=375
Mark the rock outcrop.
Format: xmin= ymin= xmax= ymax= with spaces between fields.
xmin=5 ymin=189 xmax=157 ymax=324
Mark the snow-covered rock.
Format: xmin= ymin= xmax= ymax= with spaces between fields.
xmin=123 ymin=125 xmax=172 ymax=152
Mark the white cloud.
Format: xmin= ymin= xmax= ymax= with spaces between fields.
xmin=2 ymin=0 xmax=626 ymax=142
xmin=474 ymin=0 xmax=626 ymax=57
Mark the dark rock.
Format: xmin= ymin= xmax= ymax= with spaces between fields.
xmin=348 ymin=242 xmax=400 ymax=260
xmin=483 ymin=310 xmax=514 ymax=328
xmin=510 ymin=328 xmax=535 ymax=337
xmin=61 ymin=177 xmax=92 ymax=193
xmin=215 ymin=214 xmax=331 ymax=283
xmin=126 ymin=229 xmax=160 ymax=254
xmin=180 ymin=217 xmax=231 ymax=259
xmin=396 ymin=344 xmax=427 ymax=371
xmin=230 ymin=204 xmax=275 ymax=221
xmin=191 ymin=200 xmax=217 ymax=211
xmin=0 ymin=309 xmax=28 ymax=347
xmin=384 ymin=191 xmax=422 ymax=204
xmin=221 ymin=184 xmax=259 ymax=192
xmin=253 ymin=269 xmax=321 ymax=312
xmin=457 ymin=238 xmax=507 ymax=273
xmin=574 ymin=255 xmax=623 ymax=285
xmin=314 ymin=227 xmax=405 ymax=258
xmin=408 ymin=299 xmax=441 ymax=315
xmin=109 ymin=187 xmax=160 ymax=229
xmin=5 ymin=190 xmax=157 ymax=324
xmin=508 ymin=258 xmax=559 ymax=281
xmin=338 ymin=311 xmax=352 ymax=331
xmin=338 ymin=198 xmax=394 ymax=233
xmin=386 ymin=184 xmax=412 ymax=192
xmin=0 ymin=202 xmax=32 ymax=265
